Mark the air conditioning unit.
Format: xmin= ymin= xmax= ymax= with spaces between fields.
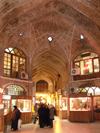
xmin=70 ymin=87 xmax=78 ymax=94
xmin=20 ymin=72 xmax=28 ymax=79
xmin=71 ymin=68 xmax=80 ymax=75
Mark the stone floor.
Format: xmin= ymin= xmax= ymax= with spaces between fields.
xmin=7 ymin=117 xmax=100 ymax=133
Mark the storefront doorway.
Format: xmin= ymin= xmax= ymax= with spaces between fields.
xmin=2 ymin=84 xmax=27 ymax=123
xmin=78 ymin=85 xmax=100 ymax=121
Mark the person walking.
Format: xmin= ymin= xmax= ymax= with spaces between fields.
xmin=49 ymin=104 xmax=54 ymax=128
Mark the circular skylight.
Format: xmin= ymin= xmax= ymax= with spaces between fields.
xmin=20 ymin=32 xmax=24 ymax=37
xmin=80 ymin=35 xmax=84 ymax=39
xmin=48 ymin=37 xmax=53 ymax=42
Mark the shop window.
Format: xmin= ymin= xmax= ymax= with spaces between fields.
xmin=11 ymin=99 xmax=31 ymax=112
xmin=74 ymin=52 xmax=99 ymax=75
xmin=93 ymin=97 xmax=100 ymax=113
xmin=70 ymin=97 xmax=91 ymax=111
xmin=4 ymin=47 xmax=26 ymax=78
xmin=94 ymin=59 xmax=99 ymax=72
xmin=95 ymin=87 xmax=100 ymax=95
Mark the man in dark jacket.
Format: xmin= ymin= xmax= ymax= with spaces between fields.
xmin=38 ymin=104 xmax=45 ymax=128
xmin=45 ymin=105 xmax=49 ymax=126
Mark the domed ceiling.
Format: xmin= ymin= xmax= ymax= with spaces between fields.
xmin=0 ymin=0 xmax=100 ymax=89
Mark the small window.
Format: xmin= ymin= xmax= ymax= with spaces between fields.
xmin=4 ymin=47 xmax=26 ymax=78
xmin=3 ymin=85 xmax=26 ymax=96
xmin=36 ymin=80 xmax=48 ymax=92
xmin=80 ymin=59 xmax=93 ymax=75
xmin=94 ymin=59 xmax=99 ymax=73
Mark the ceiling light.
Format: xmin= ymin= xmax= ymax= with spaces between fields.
xmin=80 ymin=35 xmax=84 ymax=39
xmin=48 ymin=36 xmax=53 ymax=42
xmin=20 ymin=32 xmax=24 ymax=37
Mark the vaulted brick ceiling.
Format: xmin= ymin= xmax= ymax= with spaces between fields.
xmin=0 ymin=0 xmax=100 ymax=86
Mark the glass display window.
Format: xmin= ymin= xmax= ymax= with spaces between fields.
xmin=0 ymin=104 xmax=7 ymax=115
xmin=70 ymin=97 xmax=91 ymax=111
xmin=18 ymin=99 xmax=31 ymax=112
xmin=93 ymin=96 xmax=100 ymax=113
xmin=12 ymin=99 xmax=17 ymax=111
xmin=2 ymin=100 xmax=10 ymax=113
xmin=94 ymin=59 xmax=99 ymax=72
xmin=59 ymin=97 xmax=67 ymax=110
xmin=80 ymin=59 xmax=93 ymax=75
xmin=74 ymin=52 xmax=99 ymax=75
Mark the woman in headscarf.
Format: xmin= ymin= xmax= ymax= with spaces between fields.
xmin=49 ymin=104 xmax=54 ymax=128
xmin=11 ymin=105 xmax=21 ymax=131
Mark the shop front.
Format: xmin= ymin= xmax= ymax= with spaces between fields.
xmin=68 ymin=93 xmax=93 ymax=122
xmin=11 ymin=95 xmax=32 ymax=124
xmin=2 ymin=84 xmax=32 ymax=124
xmin=55 ymin=91 xmax=67 ymax=119
xmin=78 ymin=85 xmax=100 ymax=121
xmin=93 ymin=96 xmax=100 ymax=120
xmin=59 ymin=96 xmax=67 ymax=119
xmin=0 ymin=104 xmax=7 ymax=133
xmin=2 ymin=95 xmax=32 ymax=124
xmin=35 ymin=92 xmax=55 ymax=106
xmin=0 ymin=88 xmax=7 ymax=133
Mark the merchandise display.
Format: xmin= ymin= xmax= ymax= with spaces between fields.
xmin=59 ymin=97 xmax=67 ymax=110
xmin=18 ymin=99 xmax=31 ymax=112
xmin=93 ymin=96 xmax=100 ymax=113
xmin=68 ymin=93 xmax=93 ymax=122
xmin=12 ymin=99 xmax=31 ymax=112
xmin=70 ymin=97 xmax=91 ymax=111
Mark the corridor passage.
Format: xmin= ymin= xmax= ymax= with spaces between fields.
xmin=7 ymin=117 xmax=100 ymax=133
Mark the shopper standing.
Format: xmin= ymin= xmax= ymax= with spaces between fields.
xmin=34 ymin=103 xmax=38 ymax=123
xmin=38 ymin=104 xmax=45 ymax=128
xmin=44 ymin=105 xmax=49 ymax=126
xmin=49 ymin=104 xmax=54 ymax=128
xmin=11 ymin=105 xmax=21 ymax=131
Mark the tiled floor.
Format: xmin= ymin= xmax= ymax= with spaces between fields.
xmin=7 ymin=117 xmax=100 ymax=133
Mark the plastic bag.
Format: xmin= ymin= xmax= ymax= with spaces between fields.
xmin=18 ymin=119 xmax=22 ymax=129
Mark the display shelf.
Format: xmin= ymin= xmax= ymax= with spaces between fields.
xmin=93 ymin=96 xmax=100 ymax=120
xmin=59 ymin=96 xmax=67 ymax=119
xmin=11 ymin=96 xmax=32 ymax=124
xmin=68 ymin=93 xmax=93 ymax=122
